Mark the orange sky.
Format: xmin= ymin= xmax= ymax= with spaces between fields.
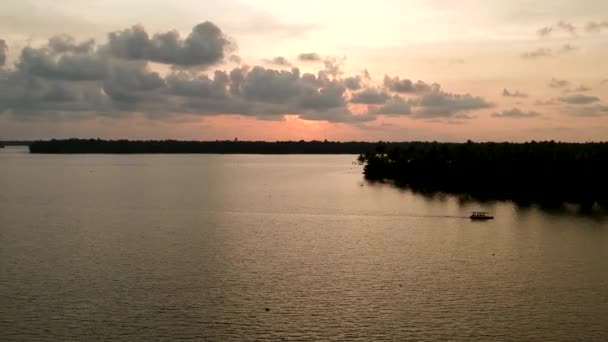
xmin=1 ymin=0 xmax=607 ymax=141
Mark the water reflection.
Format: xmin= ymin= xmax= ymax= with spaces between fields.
xmin=1 ymin=152 xmax=607 ymax=341
xmin=364 ymin=178 xmax=608 ymax=222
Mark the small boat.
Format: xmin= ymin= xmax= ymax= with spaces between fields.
xmin=470 ymin=211 xmax=494 ymax=220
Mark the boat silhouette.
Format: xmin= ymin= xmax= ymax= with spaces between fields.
xmin=470 ymin=211 xmax=494 ymax=220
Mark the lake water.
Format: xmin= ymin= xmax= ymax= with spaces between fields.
xmin=1 ymin=147 xmax=607 ymax=341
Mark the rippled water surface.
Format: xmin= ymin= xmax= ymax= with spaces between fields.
xmin=1 ymin=147 xmax=607 ymax=341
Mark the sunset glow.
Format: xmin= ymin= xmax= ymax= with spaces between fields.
xmin=1 ymin=0 xmax=607 ymax=141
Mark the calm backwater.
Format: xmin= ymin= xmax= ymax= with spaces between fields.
xmin=1 ymin=147 xmax=607 ymax=341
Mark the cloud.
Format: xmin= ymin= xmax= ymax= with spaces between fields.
xmin=0 ymin=20 xmax=497 ymax=128
xmin=565 ymin=105 xmax=608 ymax=117
xmin=0 ymin=39 xmax=6 ymax=66
xmin=369 ymin=95 xmax=412 ymax=115
xmin=521 ymin=48 xmax=552 ymax=59
xmin=16 ymin=46 xmax=107 ymax=81
xmin=413 ymin=91 xmax=492 ymax=118
xmin=0 ymin=33 xmax=348 ymax=123
xmin=558 ymin=94 xmax=600 ymax=104
xmin=48 ymin=35 xmax=95 ymax=54
xmin=343 ymin=76 xmax=362 ymax=90
xmin=298 ymin=80 xmax=348 ymax=111
xmin=549 ymin=78 xmax=570 ymax=88
xmin=350 ymin=88 xmax=390 ymax=104
xmin=322 ymin=56 xmax=345 ymax=77
xmin=264 ymin=56 xmax=291 ymax=67
xmin=521 ymin=44 xmax=577 ymax=59
xmin=239 ymin=67 xmax=303 ymax=103
xmin=563 ymin=85 xmax=592 ymax=93
xmin=298 ymin=52 xmax=322 ymax=62
xmin=298 ymin=108 xmax=375 ymax=123
xmin=102 ymin=62 xmax=166 ymax=104
xmin=165 ymin=71 xmax=228 ymax=98
xmin=492 ymin=108 xmax=540 ymax=118
xmin=535 ymin=99 xmax=557 ymax=106
xmin=538 ymin=26 xmax=553 ymax=37
xmin=585 ymin=21 xmax=608 ymax=33
xmin=601 ymin=79 xmax=608 ymax=85
xmin=559 ymin=44 xmax=578 ymax=53
xmin=104 ymin=22 xmax=234 ymax=67
xmin=383 ymin=75 xmax=434 ymax=93
xmin=536 ymin=20 xmax=577 ymax=37
xmin=502 ymin=88 xmax=528 ymax=98
xmin=557 ymin=20 xmax=577 ymax=35
xmin=0 ymin=67 xmax=110 ymax=119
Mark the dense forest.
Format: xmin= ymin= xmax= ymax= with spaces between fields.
xmin=358 ymin=141 xmax=608 ymax=207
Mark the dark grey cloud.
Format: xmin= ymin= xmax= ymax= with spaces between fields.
xmin=0 ymin=67 xmax=110 ymax=119
xmin=343 ymin=76 xmax=362 ymax=90
xmin=413 ymin=91 xmax=492 ymax=118
xmin=585 ymin=21 xmax=608 ymax=33
xmin=298 ymin=108 xmax=375 ymax=123
xmin=264 ymin=56 xmax=291 ymax=67
xmin=102 ymin=62 xmax=165 ymax=104
xmin=48 ymin=35 xmax=95 ymax=54
xmin=166 ymin=71 xmax=228 ymax=98
xmin=17 ymin=46 xmax=106 ymax=81
xmin=492 ymin=108 xmax=540 ymax=118
xmin=0 ymin=39 xmax=7 ymax=66
xmin=240 ymin=67 xmax=303 ymax=103
xmin=502 ymin=88 xmax=528 ymax=98
xmin=104 ymin=22 xmax=234 ymax=67
xmin=343 ymin=71 xmax=372 ymax=90
xmin=297 ymin=52 xmax=322 ymax=62
xmin=297 ymin=80 xmax=347 ymax=111
xmin=0 ymin=21 xmax=498 ymax=127
xmin=383 ymin=75 xmax=434 ymax=93
xmin=166 ymin=66 xmax=350 ymax=121
xmin=350 ymin=88 xmax=390 ymax=104
xmin=369 ymin=96 xmax=412 ymax=115
xmin=558 ymin=94 xmax=600 ymax=104
xmin=0 ymin=56 xmax=356 ymax=123
xmin=549 ymin=78 xmax=570 ymax=88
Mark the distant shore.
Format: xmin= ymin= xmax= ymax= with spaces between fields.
xmin=22 ymin=138 xmax=608 ymax=207
xmin=28 ymin=139 xmax=401 ymax=154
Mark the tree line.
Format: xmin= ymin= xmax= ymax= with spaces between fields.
xmin=358 ymin=140 xmax=608 ymax=207
xmin=29 ymin=139 xmax=390 ymax=154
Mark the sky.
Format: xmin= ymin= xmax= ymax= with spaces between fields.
xmin=1 ymin=0 xmax=607 ymax=141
